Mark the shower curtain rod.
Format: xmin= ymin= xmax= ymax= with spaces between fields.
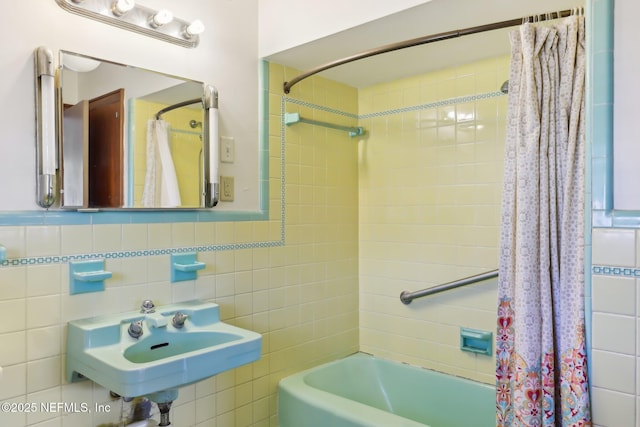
xmin=283 ymin=8 xmax=575 ymax=94
xmin=155 ymin=97 xmax=202 ymax=120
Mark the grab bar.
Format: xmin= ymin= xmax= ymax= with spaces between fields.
xmin=400 ymin=269 xmax=498 ymax=305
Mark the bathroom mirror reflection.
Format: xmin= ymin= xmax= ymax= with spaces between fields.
xmin=59 ymin=50 xmax=215 ymax=209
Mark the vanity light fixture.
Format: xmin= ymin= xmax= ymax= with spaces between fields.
xmin=55 ymin=0 xmax=204 ymax=48
xmin=34 ymin=47 xmax=57 ymax=208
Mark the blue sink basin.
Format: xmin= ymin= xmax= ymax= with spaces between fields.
xmin=66 ymin=300 xmax=262 ymax=398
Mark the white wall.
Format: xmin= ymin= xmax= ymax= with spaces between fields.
xmin=257 ymin=0 xmax=434 ymax=57
xmin=0 ymin=0 xmax=259 ymax=211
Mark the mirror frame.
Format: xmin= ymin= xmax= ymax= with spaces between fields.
xmin=42 ymin=48 xmax=220 ymax=210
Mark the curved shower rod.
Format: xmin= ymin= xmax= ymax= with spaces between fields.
xmin=283 ymin=9 xmax=574 ymax=94
xmin=155 ymin=98 xmax=202 ymax=120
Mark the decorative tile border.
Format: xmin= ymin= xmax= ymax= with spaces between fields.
xmin=359 ymin=91 xmax=506 ymax=119
xmin=592 ymin=265 xmax=640 ymax=277
xmin=0 ymin=241 xmax=283 ymax=267
xmin=284 ymin=91 xmax=506 ymax=121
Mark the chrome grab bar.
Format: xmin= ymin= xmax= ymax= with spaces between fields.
xmin=400 ymin=269 xmax=498 ymax=305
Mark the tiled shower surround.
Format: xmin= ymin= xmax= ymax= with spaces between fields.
xmin=357 ymin=56 xmax=509 ymax=383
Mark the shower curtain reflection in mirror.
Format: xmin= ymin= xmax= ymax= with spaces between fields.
xmin=142 ymin=119 xmax=182 ymax=208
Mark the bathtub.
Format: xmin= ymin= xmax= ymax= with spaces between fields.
xmin=278 ymin=353 xmax=495 ymax=427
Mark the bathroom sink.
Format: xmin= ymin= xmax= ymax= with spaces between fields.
xmin=66 ymin=300 xmax=262 ymax=398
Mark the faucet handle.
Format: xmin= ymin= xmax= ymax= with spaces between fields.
xmin=172 ymin=312 xmax=188 ymax=329
xmin=128 ymin=320 xmax=144 ymax=339
xmin=140 ymin=300 xmax=155 ymax=314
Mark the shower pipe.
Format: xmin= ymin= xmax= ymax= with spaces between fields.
xmin=400 ymin=269 xmax=498 ymax=304
xmin=283 ymin=9 xmax=574 ymax=94
xmin=155 ymin=98 xmax=202 ymax=120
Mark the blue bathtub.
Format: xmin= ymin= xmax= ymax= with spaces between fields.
xmin=278 ymin=353 xmax=495 ymax=427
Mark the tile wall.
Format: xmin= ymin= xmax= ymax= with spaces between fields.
xmin=590 ymin=228 xmax=640 ymax=426
xmin=0 ymin=62 xmax=359 ymax=427
xmin=357 ymin=56 xmax=510 ymax=384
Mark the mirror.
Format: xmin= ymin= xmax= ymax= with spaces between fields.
xmin=56 ymin=50 xmax=218 ymax=209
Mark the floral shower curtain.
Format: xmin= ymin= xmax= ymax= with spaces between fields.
xmin=495 ymin=15 xmax=591 ymax=426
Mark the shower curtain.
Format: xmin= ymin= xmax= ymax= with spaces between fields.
xmin=495 ymin=15 xmax=591 ymax=426
xmin=142 ymin=119 xmax=182 ymax=208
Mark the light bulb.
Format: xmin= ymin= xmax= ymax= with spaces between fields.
xmin=40 ymin=75 xmax=56 ymax=175
xmin=184 ymin=19 xmax=205 ymax=38
xmin=112 ymin=0 xmax=134 ymax=16
xmin=149 ymin=9 xmax=173 ymax=28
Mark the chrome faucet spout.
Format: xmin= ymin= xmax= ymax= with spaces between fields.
xmin=146 ymin=312 xmax=168 ymax=328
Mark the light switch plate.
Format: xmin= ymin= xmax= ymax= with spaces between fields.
xmin=220 ymin=136 xmax=235 ymax=163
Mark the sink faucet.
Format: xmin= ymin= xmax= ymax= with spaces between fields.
xmin=139 ymin=300 xmax=167 ymax=328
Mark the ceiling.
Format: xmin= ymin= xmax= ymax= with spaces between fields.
xmin=265 ymin=0 xmax=584 ymax=88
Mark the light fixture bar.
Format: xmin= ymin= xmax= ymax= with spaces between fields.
xmin=35 ymin=47 xmax=57 ymax=208
xmin=55 ymin=0 xmax=202 ymax=48
xmin=203 ymin=85 xmax=219 ymax=208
